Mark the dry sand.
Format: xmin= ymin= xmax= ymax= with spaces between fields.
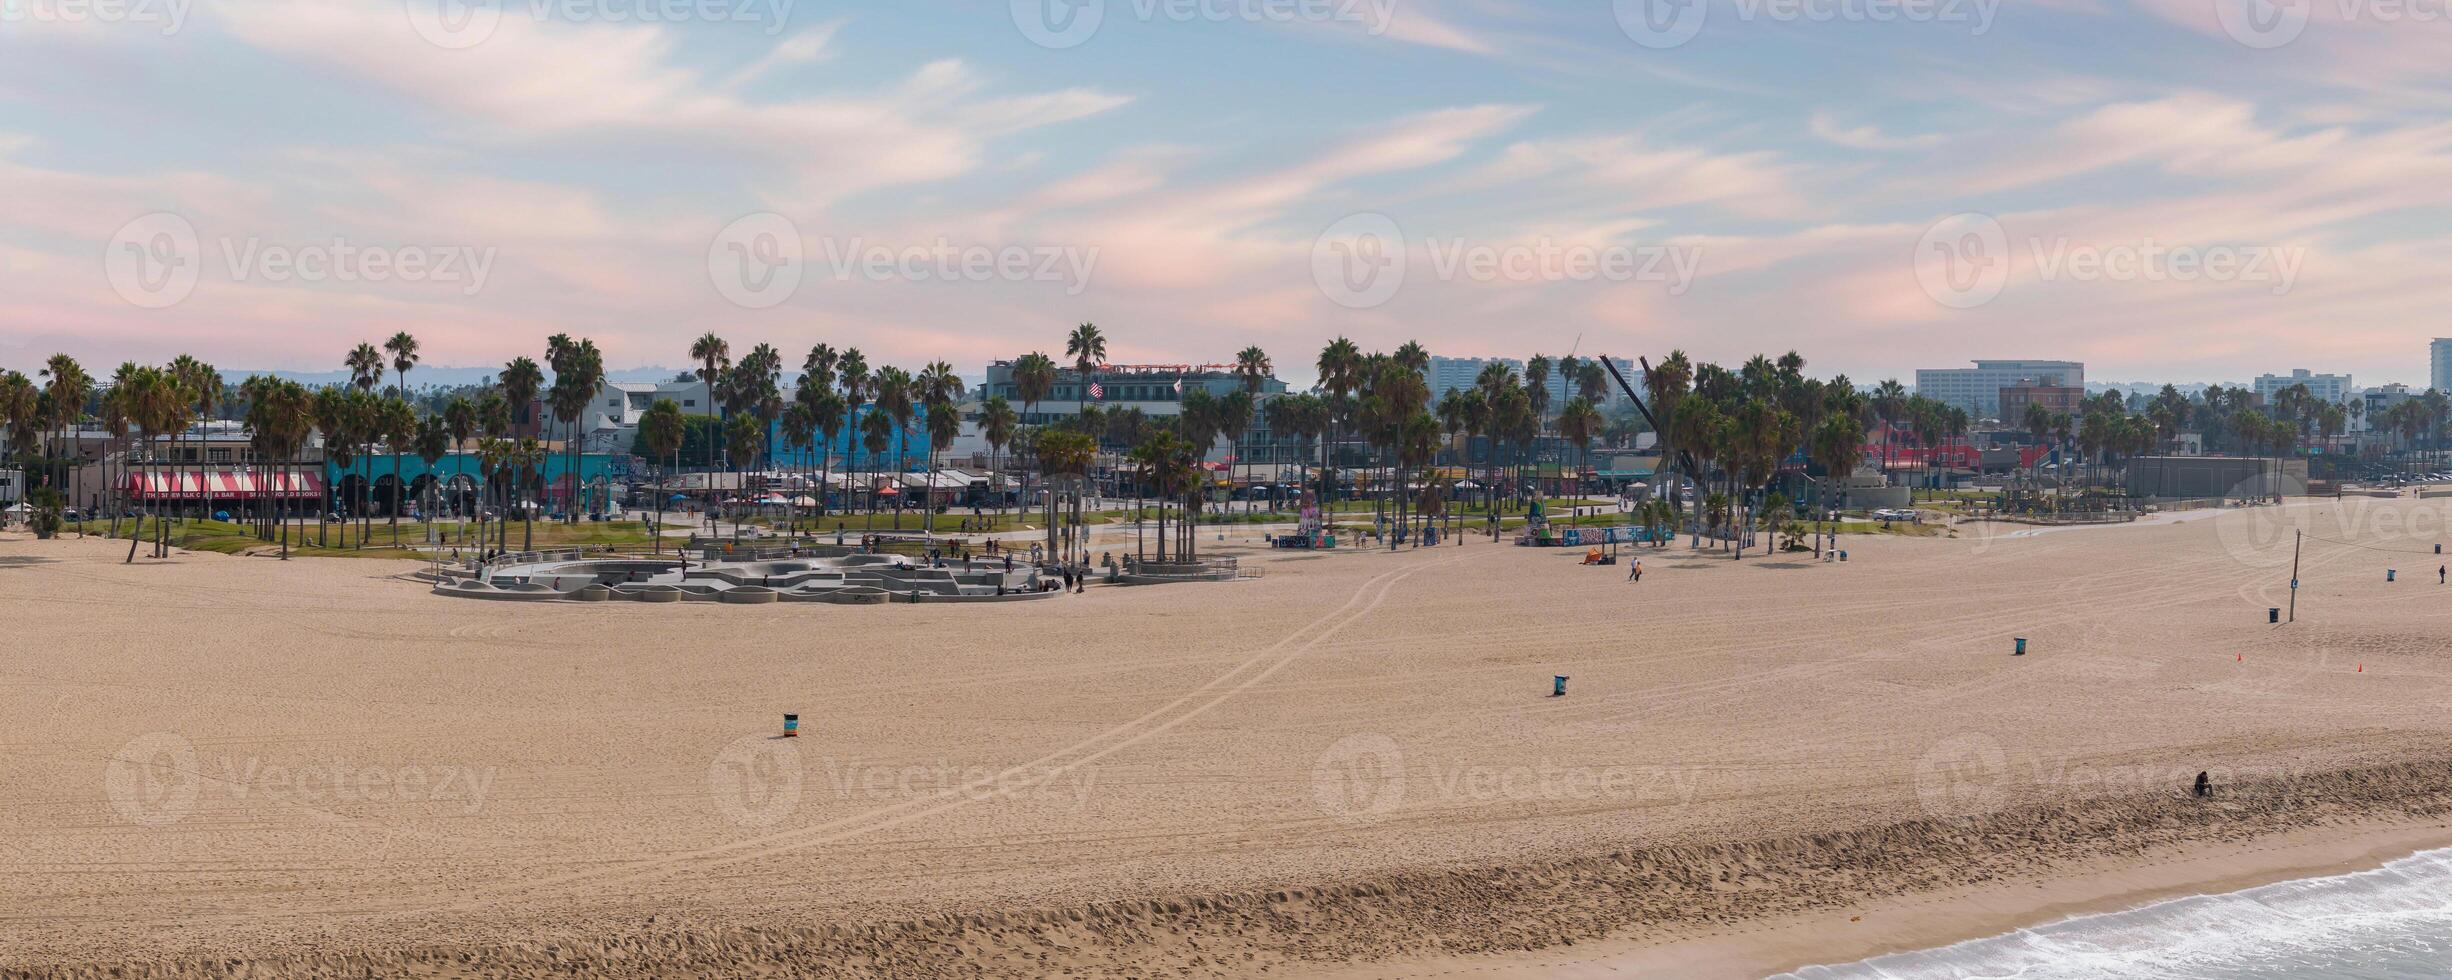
xmin=5 ymin=499 xmax=2452 ymax=977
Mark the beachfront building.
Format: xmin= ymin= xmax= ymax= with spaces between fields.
xmin=551 ymin=378 xmax=714 ymax=455
xmin=2253 ymin=369 xmax=2352 ymax=405
xmin=977 ymin=360 xmax=1296 ymax=462
xmin=2361 ymin=383 xmax=2414 ymax=432
xmin=1914 ymin=360 xmax=2085 ymax=418
xmin=1997 ymin=381 xmax=2085 ymax=425
xmin=114 ymin=420 xmax=331 ymax=519
xmin=2433 ymin=340 xmax=2452 ymax=394
xmin=324 ymin=450 xmax=626 ymax=519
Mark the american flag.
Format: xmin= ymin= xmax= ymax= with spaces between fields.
xmin=1088 ymin=381 xmax=1104 ymax=400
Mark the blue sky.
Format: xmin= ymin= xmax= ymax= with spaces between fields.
xmin=4 ymin=0 xmax=2449 ymax=389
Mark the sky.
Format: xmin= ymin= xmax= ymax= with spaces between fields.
xmin=4 ymin=0 xmax=2451 ymax=390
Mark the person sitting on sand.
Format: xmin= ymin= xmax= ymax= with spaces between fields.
xmin=2194 ymin=771 xmax=2210 ymax=797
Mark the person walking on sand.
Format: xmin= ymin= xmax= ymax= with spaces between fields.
xmin=1627 ymin=558 xmax=1643 ymax=583
xmin=2193 ymin=771 xmax=2210 ymax=798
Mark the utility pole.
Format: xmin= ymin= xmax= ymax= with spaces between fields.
xmin=2288 ymin=529 xmax=2302 ymax=623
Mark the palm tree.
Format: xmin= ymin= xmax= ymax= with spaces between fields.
xmin=169 ymin=356 xmax=218 ymax=529
xmin=837 ymin=349 xmax=871 ymax=529
xmin=808 ymin=389 xmax=847 ymax=521
xmin=859 ymin=408 xmax=893 ymax=531
xmin=801 ymin=344 xmax=840 ymax=513
xmin=1037 ymin=429 xmax=1099 ymax=566
xmin=1557 ymin=396 xmax=1602 ymax=482
xmin=1871 ymin=378 xmax=1908 ymax=477
xmin=114 ymin=367 xmax=177 ymax=560
xmin=1065 ymin=322 xmax=1107 ymax=419
xmin=548 ymin=337 xmax=605 ymax=522
xmin=510 ymin=436 xmax=546 ymax=551
xmin=980 ymin=395 xmax=1018 ymax=507
xmin=1315 ymin=337 xmax=1363 ymax=504
xmin=413 ymin=414 xmax=450 ymax=535
xmin=639 ymin=399 xmax=686 ymax=553
xmin=914 ymin=361 xmax=967 ymax=535
xmin=380 ymin=396 xmax=415 ymax=544
xmin=1231 ymin=345 xmax=1271 ymax=512
xmin=40 ymin=355 xmax=90 ymax=515
xmin=780 ymin=399 xmax=817 ymax=537
xmin=872 ymin=366 xmax=915 ymax=530
xmin=385 ymin=332 xmax=420 ymax=402
xmin=1127 ymin=429 xmax=1190 ymax=562
xmin=1011 ymin=351 xmax=1058 ymax=515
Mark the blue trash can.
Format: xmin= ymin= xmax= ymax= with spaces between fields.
xmin=1552 ymin=675 xmax=1569 ymax=697
xmin=2014 ymin=637 xmax=2027 ymax=655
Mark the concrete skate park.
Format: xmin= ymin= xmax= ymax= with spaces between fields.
xmin=430 ymin=545 xmax=1068 ymax=605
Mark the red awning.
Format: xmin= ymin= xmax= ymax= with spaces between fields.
xmin=128 ymin=470 xmax=326 ymax=500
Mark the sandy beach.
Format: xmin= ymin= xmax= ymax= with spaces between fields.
xmin=7 ymin=499 xmax=2452 ymax=977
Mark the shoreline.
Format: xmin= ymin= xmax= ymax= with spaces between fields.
xmin=18 ymin=759 xmax=2452 ymax=978
xmin=1322 ymin=820 xmax=2452 ymax=980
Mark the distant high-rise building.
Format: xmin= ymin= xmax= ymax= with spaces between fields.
xmin=2252 ymin=369 xmax=2352 ymax=405
xmin=2432 ymin=339 xmax=2452 ymax=393
xmin=1421 ymin=355 xmax=1628 ymax=405
xmin=1913 ymin=360 xmax=2085 ymax=418
xmin=1423 ymin=356 xmax=1522 ymax=401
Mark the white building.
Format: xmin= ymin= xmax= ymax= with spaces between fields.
xmin=574 ymin=379 xmax=713 ymax=453
xmin=1914 ymin=360 xmax=2085 ymax=419
xmin=2252 ymin=369 xmax=2352 ymax=405
xmin=2361 ymin=383 xmax=2415 ymax=433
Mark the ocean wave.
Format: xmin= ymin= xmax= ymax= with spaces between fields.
xmin=1777 ymin=847 xmax=2452 ymax=980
